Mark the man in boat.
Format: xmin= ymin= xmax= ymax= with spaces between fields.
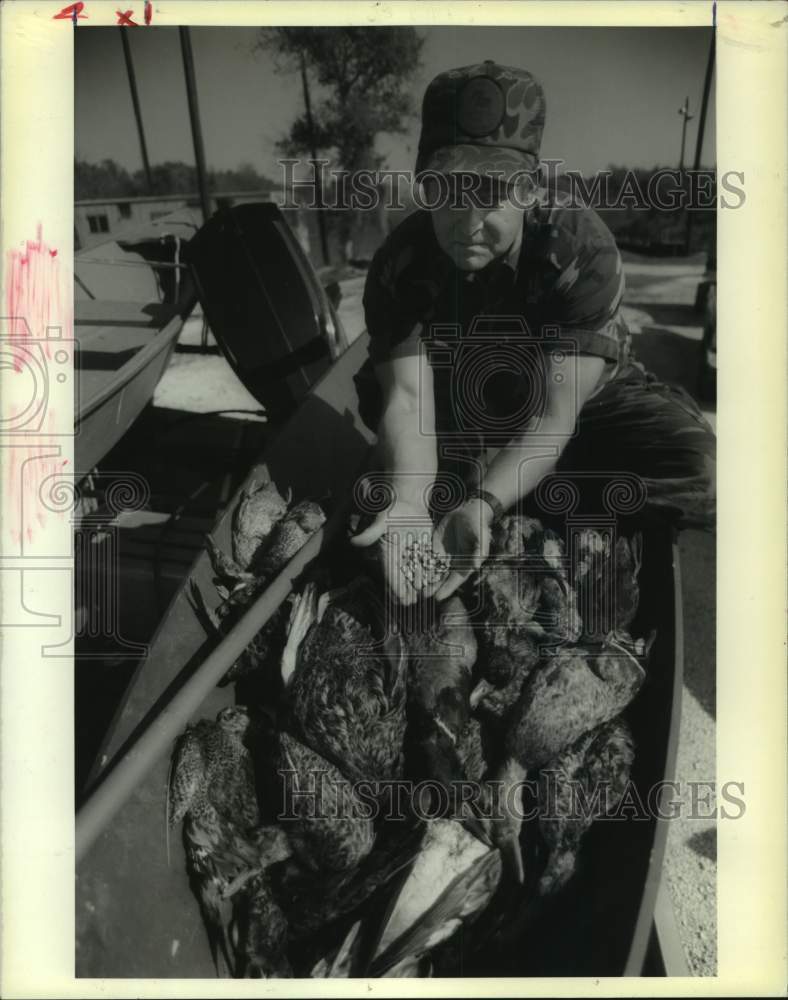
xmin=350 ymin=61 xmax=716 ymax=605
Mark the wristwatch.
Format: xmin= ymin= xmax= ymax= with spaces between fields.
xmin=465 ymin=488 xmax=505 ymax=523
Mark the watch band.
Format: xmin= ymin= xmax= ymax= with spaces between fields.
xmin=465 ymin=488 xmax=505 ymax=523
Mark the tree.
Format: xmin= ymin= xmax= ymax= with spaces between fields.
xmin=75 ymin=158 xmax=137 ymax=199
xmin=258 ymin=27 xmax=424 ymax=174
xmin=75 ymin=158 xmax=275 ymax=201
xmin=257 ymin=28 xmax=424 ymax=262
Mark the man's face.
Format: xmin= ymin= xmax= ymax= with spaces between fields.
xmin=423 ymin=173 xmax=526 ymax=272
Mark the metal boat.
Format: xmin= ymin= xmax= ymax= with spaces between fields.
xmin=74 ymin=205 xmax=687 ymax=978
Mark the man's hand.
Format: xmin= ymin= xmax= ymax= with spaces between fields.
xmin=433 ymin=498 xmax=494 ymax=600
xmin=349 ymin=500 xmax=447 ymax=605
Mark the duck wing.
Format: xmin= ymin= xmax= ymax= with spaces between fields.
xmin=184 ymin=810 xmax=262 ymax=978
xmin=168 ymin=725 xmax=206 ymax=826
xmin=506 ymin=646 xmax=644 ymax=770
xmin=232 ymin=479 xmax=290 ymax=569
xmin=369 ymin=848 xmax=501 ymax=976
xmin=250 ymin=500 xmax=326 ymax=580
xmin=537 ymin=717 xmax=635 ymax=896
xmin=276 ymin=732 xmax=375 ymax=876
xmin=205 ymin=534 xmax=254 ymax=591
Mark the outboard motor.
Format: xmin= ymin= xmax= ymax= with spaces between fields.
xmin=184 ymin=202 xmax=348 ymax=421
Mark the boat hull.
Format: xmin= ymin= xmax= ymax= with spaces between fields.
xmin=75 ymin=334 xmax=683 ymax=978
xmin=74 ymin=214 xmax=200 ymax=473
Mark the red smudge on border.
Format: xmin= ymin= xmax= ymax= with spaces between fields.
xmin=144 ymin=1 xmax=153 ymax=25
xmin=3 ymin=225 xmax=70 ymax=547
xmin=5 ymin=224 xmax=71 ymax=367
xmin=6 ymin=443 xmax=66 ymax=548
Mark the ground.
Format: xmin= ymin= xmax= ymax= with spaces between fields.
xmin=618 ymin=252 xmax=716 ymax=977
xmin=87 ymin=248 xmax=716 ymax=975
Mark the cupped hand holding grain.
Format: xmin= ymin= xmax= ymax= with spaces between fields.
xmin=349 ymin=499 xmax=448 ymax=605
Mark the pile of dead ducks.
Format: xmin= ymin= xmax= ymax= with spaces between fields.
xmin=171 ymin=479 xmax=656 ymax=977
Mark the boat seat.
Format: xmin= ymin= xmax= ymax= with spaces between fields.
xmin=75 ymin=299 xmax=180 ymax=330
xmin=75 ymin=300 xmax=186 ymax=470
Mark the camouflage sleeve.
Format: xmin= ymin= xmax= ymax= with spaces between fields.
xmin=550 ymin=236 xmax=627 ymax=363
xmin=528 ymin=200 xmax=630 ymax=369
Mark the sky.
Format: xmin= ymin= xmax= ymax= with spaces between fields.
xmin=75 ymin=26 xmax=716 ymax=181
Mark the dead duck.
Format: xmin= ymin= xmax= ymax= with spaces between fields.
xmin=204 ymin=497 xmax=326 ymax=596
xmin=572 ymin=529 xmax=643 ymax=640
xmin=456 ymin=716 xmax=486 ymax=783
xmin=252 ymin=499 xmax=327 ymax=582
xmin=405 ymin=595 xmax=492 ymax=843
xmin=614 ymin=533 xmax=643 ymax=633
xmin=536 ymin=716 xmax=635 ymax=896
xmin=488 ymin=631 xmax=651 ymax=884
xmin=168 ymin=706 xmax=291 ymax=976
xmin=469 ymin=633 xmax=540 ymax=725
xmin=190 ymin=498 xmax=327 ymax=685
xmin=278 ymin=817 xmax=426 ymax=962
xmin=469 ymin=515 xmax=577 ymax=712
xmin=281 ymin=576 xmax=408 ymax=786
xmin=271 ymin=576 xmax=407 ymax=879
xmin=523 ymin=521 xmax=582 ymax=644
xmin=275 ymin=730 xmax=376 ymax=875
xmin=370 ymin=835 xmax=502 ymax=977
xmin=201 ymin=478 xmax=292 ymax=595
xmin=232 ymin=479 xmax=291 ymax=571
xmin=237 ymin=866 xmax=293 ymax=978
xmin=189 ymin=574 xmax=285 ymax=689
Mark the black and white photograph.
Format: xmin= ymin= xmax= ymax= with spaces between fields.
xmin=70 ymin=21 xmax=723 ymax=979
xmin=0 ymin=3 xmax=785 ymax=993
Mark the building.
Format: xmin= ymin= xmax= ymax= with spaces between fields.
xmin=75 ymin=188 xmax=392 ymax=268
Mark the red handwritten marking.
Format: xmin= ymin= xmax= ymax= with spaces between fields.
xmin=144 ymin=1 xmax=153 ymax=25
xmin=53 ymin=2 xmax=87 ymax=20
xmin=6 ymin=443 xmax=66 ymax=549
xmin=116 ymin=9 xmax=137 ymax=25
xmin=3 ymin=226 xmax=71 ymax=547
xmin=5 ymin=225 xmax=69 ymax=372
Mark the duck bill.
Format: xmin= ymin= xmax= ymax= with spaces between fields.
xmin=499 ymin=835 xmax=525 ymax=885
xmin=461 ymin=808 xmax=493 ymax=848
xmin=418 ymin=734 xmax=492 ymax=847
xmin=470 ymin=678 xmax=494 ymax=711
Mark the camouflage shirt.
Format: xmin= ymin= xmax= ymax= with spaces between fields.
xmin=363 ymin=188 xmax=632 ymax=387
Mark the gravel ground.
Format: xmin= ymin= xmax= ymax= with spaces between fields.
xmin=670 ymin=528 xmax=717 ymax=976
xmin=152 ymin=252 xmax=717 ymax=975
xmin=621 ymin=254 xmax=717 ymax=976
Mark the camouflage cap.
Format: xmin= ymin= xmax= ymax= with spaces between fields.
xmin=415 ymin=61 xmax=546 ymax=181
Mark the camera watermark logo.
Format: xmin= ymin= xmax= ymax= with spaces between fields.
xmin=0 ymin=318 xmax=76 ymax=437
xmin=420 ymin=317 xmax=581 ymax=448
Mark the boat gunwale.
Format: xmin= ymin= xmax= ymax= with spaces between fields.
xmin=623 ymin=531 xmax=684 ymax=975
xmin=75 ymin=308 xmax=188 ymax=425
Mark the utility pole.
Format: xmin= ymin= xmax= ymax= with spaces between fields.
xmin=686 ymin=34 xmax=716 ymax=254
xmin=677 ymin=96 xmax=694 ymax=171
xmin=299 ymin=51 xmax=330 ymax=266
xmin=692 ymin=37 xmax=715 ymax=171
xmin=119 ymin=29 xmax=153 ymax=195
xmin=179 ymin=27 xmax=212 ymax=224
